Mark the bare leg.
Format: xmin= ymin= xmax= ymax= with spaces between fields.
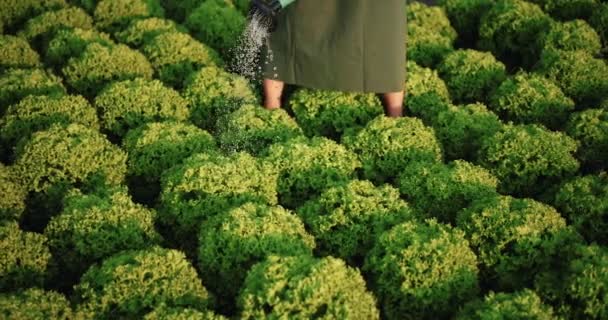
xmin=263 ymin=78 xmax=285 ymax=109
xmin=382 ymin=91 xmax=404 ymax=117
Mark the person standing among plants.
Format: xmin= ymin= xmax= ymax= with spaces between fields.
xmin=259 ymin=0 xmax=407 ymax=117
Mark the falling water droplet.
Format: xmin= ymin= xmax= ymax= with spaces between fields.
xmin=229 ymin=11 xmax=274 ymax=83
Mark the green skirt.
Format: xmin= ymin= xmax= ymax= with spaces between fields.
xmin=262 ymin=0 xmax=407 ymax=93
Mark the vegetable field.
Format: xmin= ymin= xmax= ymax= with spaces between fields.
xmin=1 ymin=0 xmax=607 ymax=319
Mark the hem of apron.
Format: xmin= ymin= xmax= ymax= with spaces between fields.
xmin=268 ymin=75 xmax=404 ymax=94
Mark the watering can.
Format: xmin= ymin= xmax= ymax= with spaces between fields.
xmin=250 ymin=0 xmax=297 ymax=31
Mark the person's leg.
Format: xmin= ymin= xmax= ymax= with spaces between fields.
xmin=263 ymin=78 xmax=285 ymax=109
xmin=382 ymin=91 xmax=404 ymax=117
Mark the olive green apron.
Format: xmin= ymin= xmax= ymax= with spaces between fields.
xmin=262 ymin=0 xmax=407 ymax=93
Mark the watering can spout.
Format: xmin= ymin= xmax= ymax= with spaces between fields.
xmin=251 ymin=0 xmax=297 ymax=15
xmin=250 ymin=0 xmax=297 ymax=31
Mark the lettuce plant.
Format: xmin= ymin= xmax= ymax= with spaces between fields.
xmin=94 ymin=78 xmax=189 ymax=137
xmin=198 ymin=202 xmax=315 ymax=307
xmin=74 ymin=246 xmax=212 ymax=319
xmin=364 ymin=219 xmax=479 ymax=320
xmin=238 ymin=255 xmax=380 ymax=320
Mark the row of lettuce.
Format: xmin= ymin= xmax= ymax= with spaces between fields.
xmin=1 ymin=0 xmax=607 ymax=319
xmin=3 ymin=128 xmax=606 ymax=319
